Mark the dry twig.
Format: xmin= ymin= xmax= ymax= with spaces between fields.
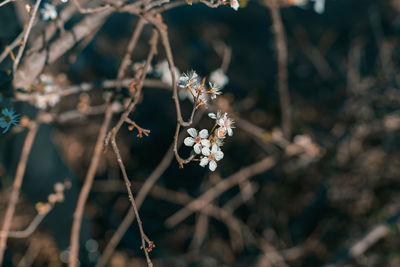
xmin=0 ymin=119 xmax=39 ymax=265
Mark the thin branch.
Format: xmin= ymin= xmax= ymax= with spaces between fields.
xmin=165 ymin=156 xmax=277 ymax=227
xmin=13 ymin=0 xmax=42 ymax=72
xmin=0 ymin=0 xmax=16 ymax=8
xmin=71 ymin=0 xmax=111 ymax=14
xmin=13 ymin=9 xmax=113 ymax=89
xmin=0 ymin=31 xmax=23 ymax=63
xmin=68 ymin=104 xmax=113 ymax=267
xmin=1 ymin=212 xmax=46 ymax=239
xmin=16 ymin=238 xmax=42 ymax=267
xmin=116 ymin=17 xmax=146 ymax=91
xmin=95 ymin=144 xmax=174 ymax=267
xmin=103 ymin=29 xmax=159 ymax=267
xmin=144 ymin=14 xmax=194 ymax=127
xmin=0 ymin=119 xmax=39 ymax=265
xmin=95 ymin=111 xmax=203 ymax=267
xmin=265 ymin=0 xmax=292 ymax=139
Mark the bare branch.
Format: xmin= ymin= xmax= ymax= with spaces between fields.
xmin=0 ymin=119 xmax=39 ymax=265
xmin=13 ymin=0 xmax=42 ymax=72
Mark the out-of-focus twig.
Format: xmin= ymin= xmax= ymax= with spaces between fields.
xmin=13 ymin=0 xmax=42 ymax=72
xmin=264 ymin=0 xmax=292 ymax=139
xmin=0 ymin=32 xmax=23 ymax=63
xmin=71 ymin=0 xmax=111 ymax=14
xmin=16 ymin=238 xmax=42 ymax=267
xmin=0 ymin=119 xmax=39 ymax=265
xmin=0 ymin=0 xmax=16 ymax=8
xmin=165 ymin=155 xmax=277 ymax=227
xmin=293 ymin=27 xmax=333 ymax=79
xmin=13 ymin=9 xmax=113 ymax=89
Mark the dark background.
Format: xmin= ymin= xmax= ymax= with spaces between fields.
xmin=1 ymin=0 xmax=400 ymax=266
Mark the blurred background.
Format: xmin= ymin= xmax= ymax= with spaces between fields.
xmin=1 ymin=0 xmax=400 ymax=266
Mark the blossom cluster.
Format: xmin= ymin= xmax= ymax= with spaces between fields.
xmin=180 ymin=69 xmax=233 ymax=171
xmin=178 ymin=70 xmax=222 ymax=108
xmin=184 ymin=111 xmax=234 ymax=171
xmin=34 ymin=74 xmax=61 ymax=109
xmin=0 ymin=108 xmax=19 ymax=134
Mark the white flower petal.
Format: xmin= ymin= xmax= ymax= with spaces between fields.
xmin=230 ymin=0 xmax=239 ymax=10
xmin=187 ymin=128 xmax=197 ymax=138
xmin=209 ymin=160 xmax=217 ymax=171
xmin=214 ymin=151 xmax=224 ymax=161
xmin=202 ymin=147 xmax=210 ymax=156
xmin=208 ymin=113 xmax=217 ymax=119
xmin=201 ymin=139 xmax=210 ymax=147
xmin=194 ymin=144 xmax=202 ymax=154
xmin=199 ymin=129 xmax=209 ymax=139
xmin=184 ymin=137 xmax=195 ymax=147
xmin=227 ymin=127 xmax=233 ymax=136
xmin=200 ymin=157 xmax=209 ymax=167
xmin=211 ymin=144 xmax=219 ymax=154
xmin=210 ymin=69 xmax=229 ymax=88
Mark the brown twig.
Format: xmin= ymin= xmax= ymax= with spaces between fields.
xmin=0 ymin=119 xmax=39 ymax=265
xmin=95 ymin=110 xmax=203 ymax=267
xmin=165 ymin=156 xmax=277 ymax=227
xmin=95 ymin=144 xmax=174 ymax=267
xmin=0 ymin=31 xmax=23 ymax=63
xmin=71 ymin=0 xmax=111 ymax=14
xmin=125 ymin=118 xmax=150 ymax=138
xmin=293 ymin=27 xmax=333 ymax=79
xmin=13 ymin=9 xmax=113 ymax=89
xmin=0 ymin=0 xmax=16 ymax=8
xmin=265 ymin=0 xmax=292 ymax=139
xmin=68 ymin=104 xmax=113 ymax=267
xmin=103 ymin=29 xmax=159 ymax=267
xmin=13 ymin=0 xmax=42 ymax=72
xmin=116 ymin=18 xmax=147 ymax=91
xmin=16 ymin=238 xmax=42 ymax=267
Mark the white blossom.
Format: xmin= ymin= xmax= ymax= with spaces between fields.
xmin=208 ymin=82 xmax=222 ymax=99
xmin=178 ymin=71 xmax=199 ymax=88
xmin=216 ymin=112 xmax=234 ymax=138
xmin=230 ymin=0 xmax=239 ymax=10
xmin=133 ymin=61 xmax=153 ymax=76
xmin=184 ymin=128 xmax=211 ymax=154
xmin=40 ymin=3 xmax=57 ymax=21
xmin=208 ymin=111 xmax=223 ymax=121
xmin=209 ymin=68 xmax=229 ymax=88
xmin=154 ymin=60 xmax=180 ymax=86
xmin=200 ymin=144 xmax=224 ymax=171
xmin=312 ymin=0 xmax=325 ymax=14
xmin=34 ymin=74 xmax=60 ymax=109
